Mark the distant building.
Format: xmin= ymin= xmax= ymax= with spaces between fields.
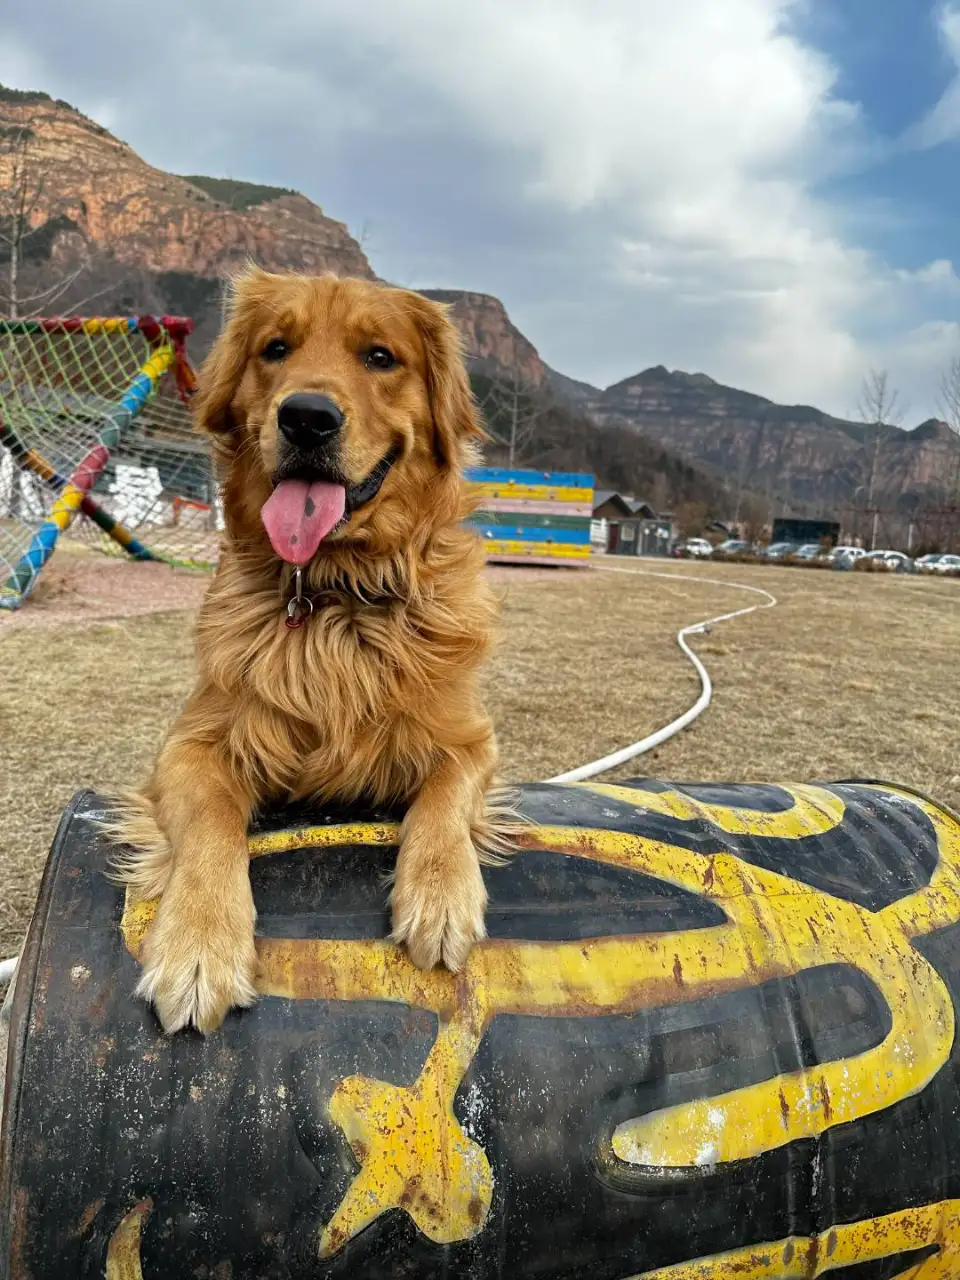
xmin=771 ymin=516 xmax=840 ymax=548
xmin=591 ymin=491 xmax=675 ymax=557
xmin=592 ymin=491 xmax=658 ymax=522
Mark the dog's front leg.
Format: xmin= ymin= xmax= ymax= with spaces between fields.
xmin=390 ymin=741 xmax=494 ymax=972
xmin=134 ymin=740 xmax=257 ymax=1035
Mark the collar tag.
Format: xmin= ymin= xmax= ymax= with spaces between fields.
xmin=285 ymin=567 xmax=314 ymax=629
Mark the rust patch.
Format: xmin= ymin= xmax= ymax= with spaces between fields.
xmin=779 ymin=1089 xmax=790 ymax=1128
xmin=94 ymin=1035 xmax=117 ymax=1072
xmin=826 ymin=1228 xmax=838 ymax=1256
xmin=818 ymin=1077 xmax=833 ymax=1123
xmin=11 ymin=1186 xmax=29 ymax=1271
xmin=673 ymin=955 xmax=684 ymax=986
xmin=782 ymin=1239 xmax=794 ymax=1264
xmin=90 ymin=984 xmax=112 ymax=1020
xmin=323 ymin=1224 xmax=346 ymax=1256
xmin=400 ymin=1172 xmax=421 ymax=1209
xmin=415 ymin=1188 xmax=443 ymax=1225
xmin=468 ymin=1196 xmax=483 ymax=1226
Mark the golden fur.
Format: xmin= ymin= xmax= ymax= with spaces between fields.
xmin=112 ymin=267 xmax=507 ymax=1034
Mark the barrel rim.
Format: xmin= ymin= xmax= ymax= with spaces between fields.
xmin=0 ymin=788 xmax=96 ymax=1262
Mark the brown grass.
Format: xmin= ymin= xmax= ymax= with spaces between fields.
xmin=0 ymin=554 xmax=957 ymax=956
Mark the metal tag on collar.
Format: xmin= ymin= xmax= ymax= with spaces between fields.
xmin=285 ymin=567 xmax=314 ymax=629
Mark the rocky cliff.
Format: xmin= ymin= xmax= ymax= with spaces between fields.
xmin=0 ymin=87 xmax=374 ymax=347
xmin=418 ymin=290 xmax=548 ymax=387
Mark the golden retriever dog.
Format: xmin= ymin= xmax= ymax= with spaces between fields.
xmin=114 ymin=266 xmax=505 ymax=1034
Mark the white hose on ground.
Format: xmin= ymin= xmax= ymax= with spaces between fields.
xmin=546 ymin=564 xmax=778 ymax=784
xmin=0 ymin=564 xmax=778 ymax=981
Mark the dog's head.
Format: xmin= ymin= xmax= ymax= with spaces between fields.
xmin=194 ymin=267 xmax=483 ymax=564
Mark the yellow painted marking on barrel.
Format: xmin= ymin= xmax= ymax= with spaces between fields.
xmin=247 ymin=822 xmax=399 ymax=858
xmin=319 ymin=986 xmax=491 ymax=1257
xmin=577 ymin=781 xmax=846 ymax=838
xmin=118 ymin=784 xmax=960 ymax=1259
xmin=629 ymin=1197 xmax=960 ymax=1278
xmin=105 ymin=1198 xmax=151 ymax=1279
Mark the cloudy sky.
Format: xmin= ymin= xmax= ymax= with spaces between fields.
xmin=3 ymin=1 xmax=960 ymax=421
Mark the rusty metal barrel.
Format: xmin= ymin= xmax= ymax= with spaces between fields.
xmin=3 ymin=778 xmax=960 ymax=1278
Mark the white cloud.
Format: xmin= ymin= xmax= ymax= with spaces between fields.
xmin=279 ymin=0 xmax=942 ymax=411
xmin=911 ymin=3 xmax=960 ymax=148
xmin=0 ymin=0 xmax=958 ymax=418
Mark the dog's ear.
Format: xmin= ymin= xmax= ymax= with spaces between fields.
xmin=404 ymin=292 xmax=485 ymax=469
xmin=192 ymin=268 xmax=264 ymax=446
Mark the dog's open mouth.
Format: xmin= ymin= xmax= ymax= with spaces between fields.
xmin=261 ymin=477 xmax=347 ymax=565
xmin=262 ymin=444 xmax=402 ymax=565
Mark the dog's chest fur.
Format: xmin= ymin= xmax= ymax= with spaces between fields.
xmin=197 ymin=571 xmax=484 ymax=803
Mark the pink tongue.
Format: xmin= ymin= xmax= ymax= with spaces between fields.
xmin=261 ymin=480 xmax=346 ymax=564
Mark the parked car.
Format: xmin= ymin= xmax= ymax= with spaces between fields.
xmin=762 ymin=541 xmax=798 ymax=560
xmin=831 ymin=545 xmax=867 ymax=570
xmin=675 ymin=537 xmax=714 ymax=559
xmin=862 ymin=550 xmax=917 ymax=574
xmin=794 ymin=543 xmax=823 ymax=561
xmin=932 ymin=554 xmax=960 ymax=574
xmin=916 ymin=553 xmax=944 ymax=571
xmin=713 ymin=539 xmax=752 ymax=558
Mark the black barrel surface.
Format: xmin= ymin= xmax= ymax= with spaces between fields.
xmin=3 ymin=778 xmax=960 ymax=1279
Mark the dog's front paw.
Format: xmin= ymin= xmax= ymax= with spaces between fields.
xmin=137 ymin=893 xmax=258 ymax=1035
xmin=390 ymin=836 xmax=487 ymax=972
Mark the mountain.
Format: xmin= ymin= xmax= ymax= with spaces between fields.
xmin=542 ymin=363 xmax=960 ymax=514
xmin=0 ymin=86 xmax=373 ymax=349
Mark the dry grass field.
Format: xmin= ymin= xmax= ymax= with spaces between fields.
xmin=0 ymin=551 xmax=957 ymax=957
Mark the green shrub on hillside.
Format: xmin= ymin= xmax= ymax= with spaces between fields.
xmin=181 ymin=175 xmax=298 ymax=210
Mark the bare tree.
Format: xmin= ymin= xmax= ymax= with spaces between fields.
xmin=937 ymin=355 xmax=960 ymax=501
xmin=740 ymin=491 xmax=771 ymax=546
xmin=649 ymin=469 xmax=670 ymax=517
xmin=857 ymin=368 xmax=903 ymax=550
xmin=0 ymin=120 xmax=87 ymax=317
xmin=477 ymin=369 xmax=547 ymax=467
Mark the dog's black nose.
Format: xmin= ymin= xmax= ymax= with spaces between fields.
xmin=277 ymin=393 xmax=343 ymax=448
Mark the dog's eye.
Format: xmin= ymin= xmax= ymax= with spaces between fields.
xmin=364 ymin=346 xmax=397 ymax=371
xmin=261 ymin=338 xmax=289 ymax=362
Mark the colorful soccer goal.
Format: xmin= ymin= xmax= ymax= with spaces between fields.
xmin=0 ymin=315 xmax=219 ymax=610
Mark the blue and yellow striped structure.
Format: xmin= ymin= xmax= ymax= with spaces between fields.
xmin=464 ymin=466 xmax=594 ymax=566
